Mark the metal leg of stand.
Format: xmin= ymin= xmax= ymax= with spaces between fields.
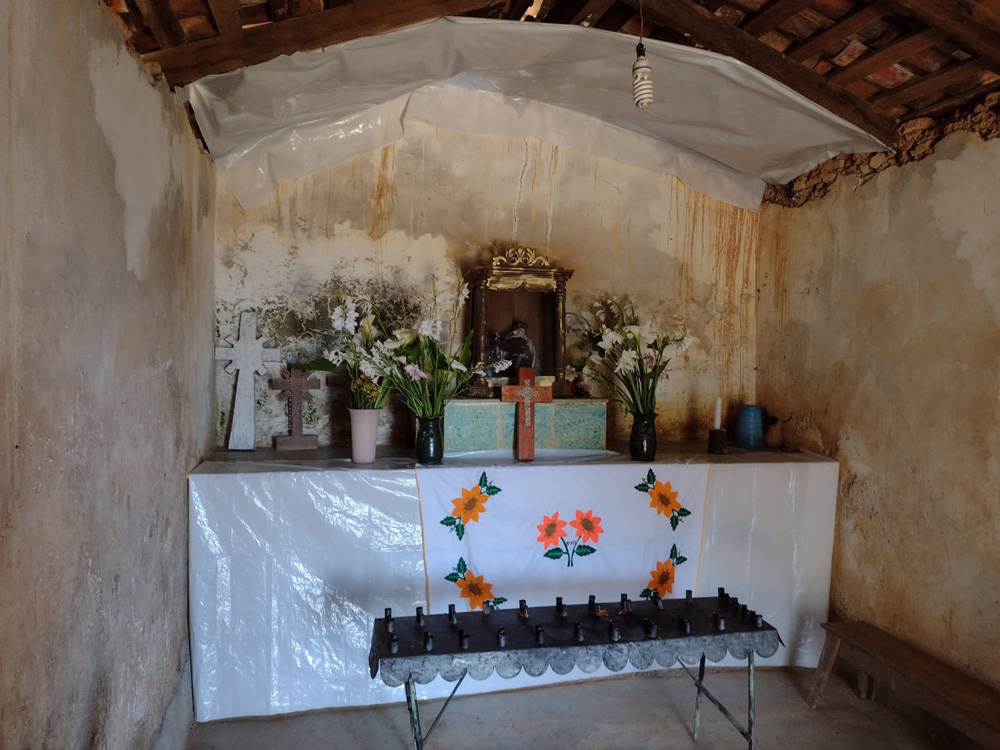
xmin=747 ymin=651 xmax=755 ymax=750
xmin=693 ymin=652 xmax=707 ymax=741
xmin=404 ymin=674 xmax=423 ymax=750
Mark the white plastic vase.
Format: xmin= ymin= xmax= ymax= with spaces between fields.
xmin=348 ymin=408 xmax=379 ymax=464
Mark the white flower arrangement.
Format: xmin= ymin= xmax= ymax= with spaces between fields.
xmin=572 ymin=296 xmax=686 ymax=416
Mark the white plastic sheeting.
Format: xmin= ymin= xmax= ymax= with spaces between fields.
xmin=184 ymin=17 xmax=886 ymax=211
xmin=189 ymin=449 xmax=838 ymax=721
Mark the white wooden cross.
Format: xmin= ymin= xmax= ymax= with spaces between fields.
xmin=215 ymin=311 xmax=281 ymax=450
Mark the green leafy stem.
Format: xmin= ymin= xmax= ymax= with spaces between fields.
xmin=543 ymin=536 xmax=597 ymax=568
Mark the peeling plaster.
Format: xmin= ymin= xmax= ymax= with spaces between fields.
xmin=88 ymin=38 xmax=172 ymax=279
xmin=758 ymin=130 xmax=1000 ymax=690
xmin=215 ymin=121 xmax=759 ymax=447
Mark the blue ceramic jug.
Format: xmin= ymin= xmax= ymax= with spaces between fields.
xmin=736 ymin=406 xmax=765 ymax=449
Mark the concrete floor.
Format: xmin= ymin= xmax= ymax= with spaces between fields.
xmin=186 ymin=668 xmax=978 ymax=749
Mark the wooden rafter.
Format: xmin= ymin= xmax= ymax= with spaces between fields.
xmin=621 ymin=0 xmax=898 ymax=143
xmin=742 ymin=0 xmax=814 ymax=38
xmin=144 ymin=0 xmax=494 ymax=86
xmin=911 ymin=76 xmax=1000 ymax=120
xmin=570 ymin=0 xmax=616 ymax=26
xmin=205 ymin=0 xmax=241 ymax=35
xmin=134 ymin=0 xmax=184 ymax=48
xmin=788 ymin=2 xmax=888 ymax=63
xmin=883 ymin=0 xmax=1000 ymax=66
xmin=829 ymin=28 xmax=949 ymax=85
xmin=872 ymin=59 xmax=983 ymax=108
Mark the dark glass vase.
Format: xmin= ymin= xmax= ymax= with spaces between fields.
xmin=415 ymin=416 xmax=444 ymax=465
xmin=629 ymin=412 xmax=657 ymax=461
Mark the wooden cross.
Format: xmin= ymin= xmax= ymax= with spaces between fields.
xmin=501 ymin=367 xmax=553 ymax=461
xmin=270 ymin=367 xmax=321 ymax=451
xmin=215 ymin=311 xmax=281 ymax=450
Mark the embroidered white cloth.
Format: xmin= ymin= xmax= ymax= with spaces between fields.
xmin=417 ymin=463 xmax=710 ymax=615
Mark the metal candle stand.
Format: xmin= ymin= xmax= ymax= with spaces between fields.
xmin=369 ymin=589 xmax=782 ymax=749
xmin=708 ymin=428 xmax=727 ymax=454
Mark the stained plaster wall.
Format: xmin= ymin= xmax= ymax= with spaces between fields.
xmin=757 ymin=131 xmax=1000 ymax=689
xmin=0 ymin=2 xmax=216 ymax=748
xmin=215 ymin=121 xmax=758 ymax=447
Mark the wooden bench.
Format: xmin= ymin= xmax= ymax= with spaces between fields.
xmin=807 ymin=621 xmax=1000 ymax=749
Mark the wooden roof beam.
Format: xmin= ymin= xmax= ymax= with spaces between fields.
xmin=871 ymin=59 xmax=984 ymax=108
xmin=742 ymin=0 xmax=814 ymax=38
xmin=267 ymin=0 xmax=293 ymax=22
xmin=144 ymin=0 xmax=495 ymax=86
xmin=621 ymin=0 xmax=898 ymax=144
xmin=205 ymin=0 xmax=241 ymax=35
xmin=570 ymin=0 xmax=616 ymax=26
xmin=828 ymin=28 xmax=948 ymax=85
xmin=134 ymin=0 xmax=185 ymax=48
xmin=883 ymin=0 xmax=1000 ymax=66
xmin=788 ymin=2 xmax=888 ymax=63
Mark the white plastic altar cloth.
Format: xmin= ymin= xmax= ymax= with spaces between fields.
xmin=188 ymin=448 xmax=838 ymax=721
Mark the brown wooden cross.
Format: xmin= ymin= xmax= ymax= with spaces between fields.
xmin=269 ymin=366 xmax=321 ymax=451
xmin=501 ymin=367 xmax=553 ymax=461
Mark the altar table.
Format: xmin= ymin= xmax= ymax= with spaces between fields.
xmin=188 ymin=447 xmax=838 ymax=721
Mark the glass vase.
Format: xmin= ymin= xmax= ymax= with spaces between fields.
xmin=629 ymin=412 xmax=657 ymax=461
xmin=415 ymin=416 xmax=444 ymax=465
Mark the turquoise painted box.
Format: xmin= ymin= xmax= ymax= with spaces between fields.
xmin=443 ymin=399 xmax=607 ymax=452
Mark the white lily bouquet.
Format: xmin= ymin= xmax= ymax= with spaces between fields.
xmin=301 ymin=297 xmax=391 ymax=410
xmin=372 ymin=274 xmax=483 ymax=419
xmin=574 ymin=297 xmax=686 ymax=417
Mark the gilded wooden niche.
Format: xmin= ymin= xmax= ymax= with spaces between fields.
xmin=463 ymin=248 xmax=574 ymax=396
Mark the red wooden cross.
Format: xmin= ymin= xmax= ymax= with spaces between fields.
xmin=269 ymin=366 xmax=321 ymax=451
xmin=500 ymin=367 xmax=553 ymax=461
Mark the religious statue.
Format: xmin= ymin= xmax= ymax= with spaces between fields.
xmin=484 ymin=319 xmax=538 ymax=378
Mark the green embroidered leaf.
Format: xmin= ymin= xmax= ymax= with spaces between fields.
xmin=484 ymin=485 xmax=501 ymax=496
xmin=440 ymin=516 xmax=457 ymax=526
xmin=646 ymin=469 xmax=656 ymax=485
xmin=639 ymin=588 xmax=653 ymax=599
xmin=479 ymin=471 xmax=488 ymax=488
xmin=634 ymin=483 xmax=649 ymax=492
xmin=669 ymin=515 xmax=679 ymax=531
xmin=493 ymin=597 xmax=507 ymax=606
xmin=670 ymin=543 xmax=679 ymax=559
xmin=456 ymin=557 xmax=467 ymax=575
xmin=455 ymin=523 xmax=465 ymax=541
xmin=575 ymin=545 xmax=597 ymax=556
xmin=444 ymin=572 xmax=461 ymax=583
xmin=675 ymin=555 xmax=688 ymax=565
xmin=677 ymin=508 xmax=691 ymax=517
xmin=543 ymin=548 xmax=565 ymax=559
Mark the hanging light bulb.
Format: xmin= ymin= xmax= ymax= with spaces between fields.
xmin=632 ymin=42 xmax=654 ymax=109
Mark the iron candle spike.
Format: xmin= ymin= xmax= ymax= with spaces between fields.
xmin=535 ymin=626 xmax=545 ymax=645
xmin=755 ymin=614 xmax=764 ymax=629
xmin=588 ymin=594 xmax=597 ymax=612
xmin=686 ymin=589 xmax=694 ymax=602
xmin=415 ymin=606 xmax=424 ymax=626
xmin=718 ymin=617 xmax=726 ymax=632
xmin=683 ymin=618 xmax=691 ymax=635
xmin=448 ymin=604 xmax=457 ymax=624
xmin=389 ymin=635 xmax=399 ymax=654
xmin=645 ymin=618 xmax=658 ymax=638
xmin=424 ymin=632 xmax=434 ymax=652
xmin=519 ymin=599 xmax=528 ymax=617
xmin=609 ymin=622 xmax=620 ymax=642
xmin=556 ymin=597 xmax=565 ymax=616
xmin=497 ymin=628 xmax=506 ymax=648
xmin=574 ymin=622 xmax=584 ymax=642
xmin=718 ymin=587 xmax=726 ymax=600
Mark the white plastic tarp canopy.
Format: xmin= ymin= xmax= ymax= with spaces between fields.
xmin=185 ymin=16 xmax=886 ymax=211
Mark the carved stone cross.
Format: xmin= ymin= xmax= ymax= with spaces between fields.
xmin=501 ymin=367 xmax=553 ymax=461
xmin=270 ymin=367 xmax=321 ymax=451
xmin=215 ymin=311 xmax=281 ymax=450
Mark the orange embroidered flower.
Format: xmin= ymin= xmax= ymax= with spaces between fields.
xmin=569 ymin=509 xmax=603 ymax=544
xmin=457 ymin=570 xmax=495 ymax=610
xmin=647 ymin=559 xmax=676 ymax=597
xmin=648 ymin=480 xmax=681 ymax=517
xmin=451 ymin=485 xmax=489 ymax=524
xmin=536 ymin=512 xmax=568 ymax=549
